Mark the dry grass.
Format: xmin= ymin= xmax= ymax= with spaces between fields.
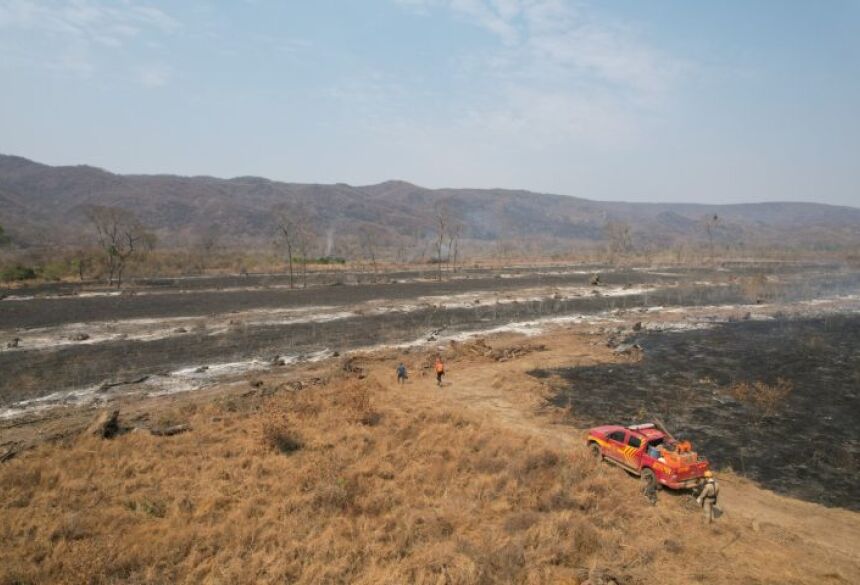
xmin=727 ymin=378 xmax=794 ymax=418
xmin=0 ymin=366 xmax=852 ymax=585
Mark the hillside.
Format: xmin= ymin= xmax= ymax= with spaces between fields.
xmin=2 ymin=325 xmax=858 ymax=584
xmin=1 ymin=154 xmax=858 ymax=253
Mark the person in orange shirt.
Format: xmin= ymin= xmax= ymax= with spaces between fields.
xmin=434 ymin=356 xmax=445 ymax=387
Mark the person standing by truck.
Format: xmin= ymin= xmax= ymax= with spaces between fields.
xmin=696 ymin=470 xmax=719 ymax=524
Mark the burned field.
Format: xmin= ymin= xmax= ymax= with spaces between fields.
xmin=0 ymin=268 xmax=720 ymax=407
xmin=537 ymin=314 xmax=860 ymax=510
xmin=2 ymin=265 xmax=859 ymax=414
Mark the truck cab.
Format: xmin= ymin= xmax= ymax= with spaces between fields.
xmin=586 ymin=423 xmax=710 ymax=490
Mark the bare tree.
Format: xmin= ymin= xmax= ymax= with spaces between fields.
xmin=434 ymin=202 xmax=449 ymax=281
xmin=275 ymin=206 xmax=299 ymax=289
xmin=604 ymin=220 xmax=633 ymax=264
xmin=196 ymin=224 xmax=222 ymax=271
xmin=447 ymin=221 xmax=463 ymax=273
xmin=73 ymin=252 xmax=93 ymax=281
xmin=359 ymin=225 xmax=380 ymax=280
xmin=84 ymin=205 xmax=153 ymax=288
xmin=394 ymin=236 xmax=408 ymax=264
xmin=274 ymin=204 xmax=315 ymax=289
xmin=702 ymin=214 xmax=719 ymax=265
xmin=295 ymin=218 xmax=317 ymax=289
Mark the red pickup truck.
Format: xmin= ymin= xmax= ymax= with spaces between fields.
xmin=586 ymin=423 xmax=710 ymax=489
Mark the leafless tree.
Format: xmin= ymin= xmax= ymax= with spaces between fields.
xmin=394 ymin=236 xmax=408 ymax=264
xmin=359 ymin=225 xmax=380 ymax=280
xmin=199 ymin=224 xmax=222 ymax=258
xmin=604 ymin=220 xmax=633 ymax=264
xmin=274 ymin=204 xmax=315 ymax=289
xmin=73 ymin=252 xmax=93 ymax=281
xmin=196 ymin=224 xmax=222 ymax=270
xmin=84 ymin=205 xmax=153 ymax=288
xmin=434 ymin=202 xmax=449 ymax=281
xmin=447 ymin=221 xmax=463 ymax=273
xmin=410 ymin=229 xmax=429 ymax=264
xmin=702 ymin=214 xmax=719 ymax=265
xmin=295 ymin=218 xmax=317 ymax=289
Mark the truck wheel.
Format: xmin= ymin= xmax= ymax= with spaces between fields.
xmin=589 ymin=443 xmax=603 ymax=462
xmin=642 ymin=468 xmax=660 ymax=489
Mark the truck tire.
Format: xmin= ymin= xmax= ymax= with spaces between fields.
xmin=589 ymin=443 xmax=603 ymax=462
xmin=642 ymin=468 xmax=660 ymax=489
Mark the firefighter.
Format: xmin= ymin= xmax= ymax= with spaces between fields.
xmin=696 ymin=470 xmax=719 ymax=523
xmin=434 ymin=356 xmax=445 ymax=387
xmin=643 ymin=479 xmax=658 ymax=506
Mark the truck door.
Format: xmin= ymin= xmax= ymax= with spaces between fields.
xmin=624 ymin=434 xmax=644 ymax=470
xmin=604 ymin=430 xmax=627 ymax=463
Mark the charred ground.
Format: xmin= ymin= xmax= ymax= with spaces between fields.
xmin=536 ymin=314 xmax=860 ymax=510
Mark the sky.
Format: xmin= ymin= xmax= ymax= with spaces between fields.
xmin=1 ymin=0 xmax=858 ymax=206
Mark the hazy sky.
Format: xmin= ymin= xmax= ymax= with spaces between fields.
xmin=1 ymin=1 xmax=858 ymax=205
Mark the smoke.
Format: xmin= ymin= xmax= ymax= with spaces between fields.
xmin=325 ymin=228 xmax=334 ymax=257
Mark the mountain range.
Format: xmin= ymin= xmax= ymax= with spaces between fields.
xmin=1 ymin=154 xmax=858 ymax=255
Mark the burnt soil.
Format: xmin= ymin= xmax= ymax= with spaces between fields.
xmin=0 ymin=269 xmax=677 ymax=329
xmin=0 ymin=282 xmax=745 ymax=405
xmin=534 ymin=314 xmax=860 ymax=510
xmin=2 ymin=266 xmax=860 ymax=406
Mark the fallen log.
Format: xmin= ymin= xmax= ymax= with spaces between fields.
xmin=0 ymin=443 xmax=21 ymax=463
xmin=149 ymin=424 xmax=191 ymax=437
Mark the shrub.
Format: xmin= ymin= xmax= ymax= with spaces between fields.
xmin=315 ymin=256 xmax=346 ymax=265
xmin=0 ymin=264 xmax=37 ymax=282
xmin=39 ymin=260 xmax=71 ymax=281
xmin=124 ymin=498 xmax=167 ymax=518
xmin=728 ymin=378 xmax=793 ymax=418
xmin=313 ymin=475 xmax=359 ymax=512
xmin=261 ymin=413 xmax=303 ymax=454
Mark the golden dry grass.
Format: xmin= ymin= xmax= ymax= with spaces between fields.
xmin=1 ymin=338 xmax=858 ymax=585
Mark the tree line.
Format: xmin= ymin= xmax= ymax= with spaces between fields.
xmin=0 ymin=202 xmax=740 ymax=286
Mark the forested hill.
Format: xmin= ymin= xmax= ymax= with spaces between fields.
xmin=1 ymin=154 xmax=858 ymax=253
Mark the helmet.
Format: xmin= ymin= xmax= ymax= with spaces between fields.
xmin=704 ymin=470 xmax=713 ymax=478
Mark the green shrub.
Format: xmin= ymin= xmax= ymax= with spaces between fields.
xmin=39 ymin=260 xmax=71 ymax=281
xmin=314 ymin=256 xmax=346 ymax=265
xmin=1 ymin=264 xmax=37 ymax=282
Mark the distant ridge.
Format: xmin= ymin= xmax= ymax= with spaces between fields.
xmin=1 ymin=153 xmax=858 ymax=252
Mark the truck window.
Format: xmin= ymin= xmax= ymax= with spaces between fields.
xmin=607 ymin=431 xmax=626 ymax=443
xmin=627 ymin=435 xmax=642 ymax=449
